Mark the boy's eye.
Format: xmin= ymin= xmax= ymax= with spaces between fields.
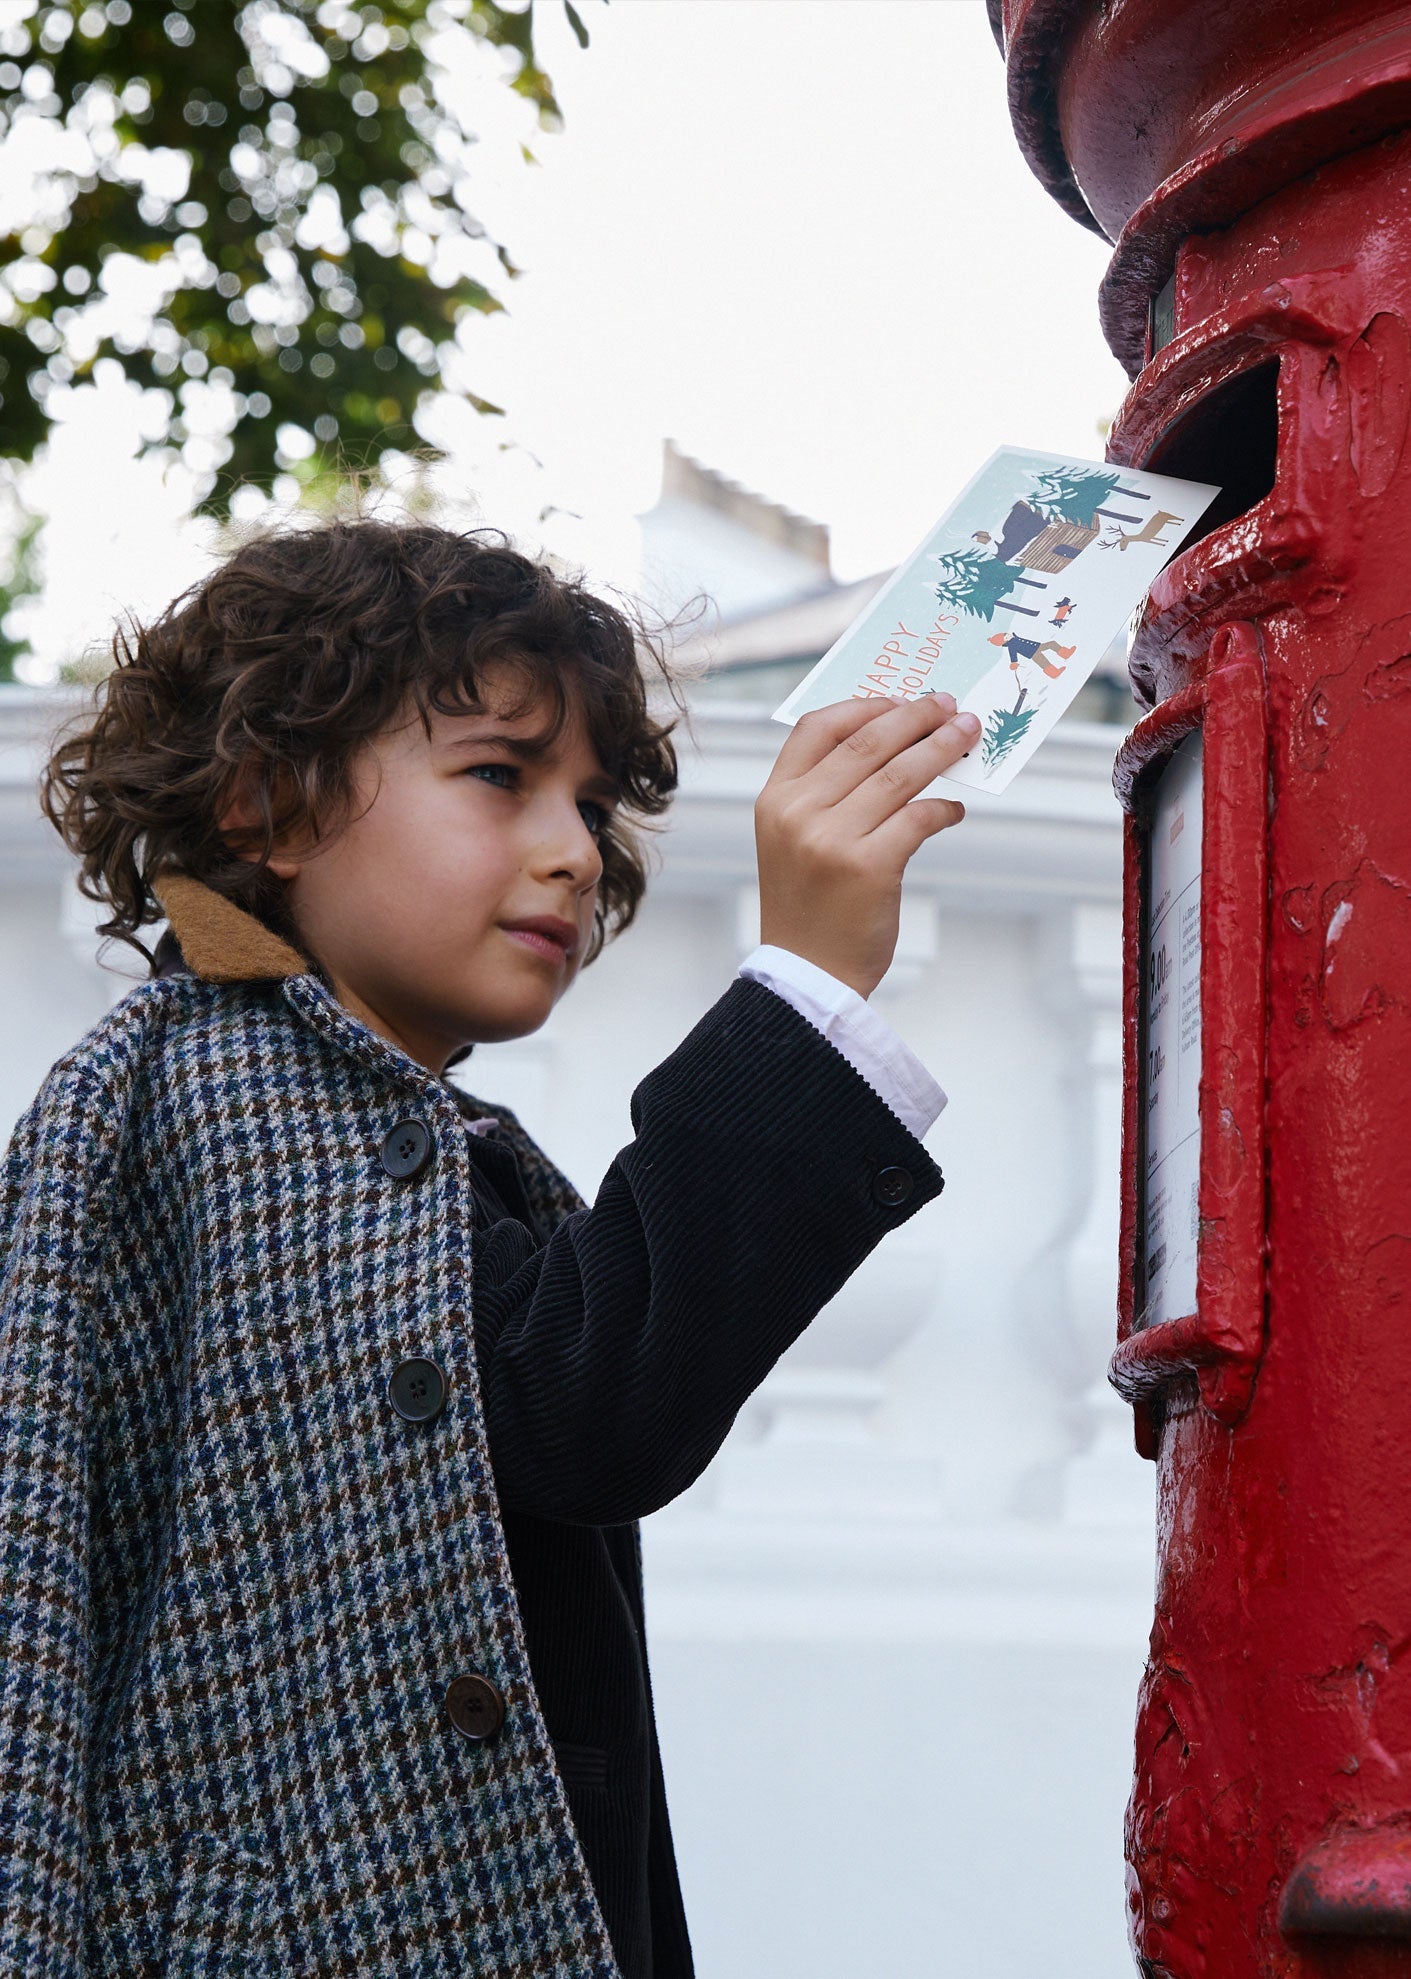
xmin=466 ymin=762 xmax=612 ymax=837
xmin=466 ymin=762 xmax=516 ymax=790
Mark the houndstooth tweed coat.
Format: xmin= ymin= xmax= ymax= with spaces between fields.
xmin=0 ymin=873 xmax=942 ymax=1977
xmin=0 ymin=875 xmax=628 ymax=1979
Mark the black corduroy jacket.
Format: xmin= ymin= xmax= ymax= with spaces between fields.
xmin=432 ymin=1000 xmax=945 ymax=1979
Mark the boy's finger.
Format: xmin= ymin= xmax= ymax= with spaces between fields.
xmin=769 ymin=697 xmax=902 ymax=781
xmin=792 ymin=694 xmax=959 ymax=807
xmin=827 ymin=711 xmax=978 ymax=831
xmin=872 ymin=795 xmax=967 ymax=862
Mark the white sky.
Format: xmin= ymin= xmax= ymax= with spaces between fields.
xmin=14 ymin=0 xmax=1132 ymax=675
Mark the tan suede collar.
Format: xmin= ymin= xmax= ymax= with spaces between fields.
xmin=151 ymin=871 xmax=309 ymax=984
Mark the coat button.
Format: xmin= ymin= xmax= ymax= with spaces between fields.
xmin=380 ymin=1117 xmax=434 ymax=1180
xmin=388 ymin=1358 xmax=447 ymax=1424
xmin=445 ymin=1672 xmax=506 ymax=1744
xmin=872 ymin=1165 xmax=914 ymax=1208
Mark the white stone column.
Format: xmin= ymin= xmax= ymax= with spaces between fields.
xmin=1038 ymin=900 xmax=1152 ymax=1527
xmin=705 ymin=884 xmax=948 ymax=1518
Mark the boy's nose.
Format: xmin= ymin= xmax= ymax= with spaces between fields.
xmin=540 ymin=809 xmax=603 ymax=889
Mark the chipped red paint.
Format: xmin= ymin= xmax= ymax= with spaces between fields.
xmin=990 ymin=3 xmax=1411 ymax=1972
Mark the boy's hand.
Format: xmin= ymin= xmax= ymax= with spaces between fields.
xmin=754 ymin=694 xmax=978 ymax=999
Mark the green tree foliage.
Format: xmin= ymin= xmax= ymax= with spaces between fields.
xmin=1028 ymin=467 xmax=1120 ymax=527
xmin=0 ymin=0 xmax=597 ymax=514
xmin=981 ymin=694 xmax=1038 ymax=770
xmin=1028 ymin=464 xmax=1151 ymax=528
xmin=0 ymin=501 xmax=42 ymax=683
xmin=930 ymin=546 xmax=1038 ymax=622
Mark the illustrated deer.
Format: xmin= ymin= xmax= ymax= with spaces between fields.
xmin=1100 ymin=509 xmax=1183 ymax=551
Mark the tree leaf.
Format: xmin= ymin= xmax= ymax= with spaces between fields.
xmin=0 ymin=0 xmax=586 ymax=518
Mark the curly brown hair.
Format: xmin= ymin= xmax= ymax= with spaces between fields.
xmin=41 ymin=517 xmax=683 ymax=971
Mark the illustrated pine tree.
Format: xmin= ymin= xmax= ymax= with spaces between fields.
xmin=1029 ymin=466 xmax=1150 ymax=530
xmin=929 ymin=547 xmax=1042 ymax=620
xmin=981 ymin=679 xmax=1041 ymax=770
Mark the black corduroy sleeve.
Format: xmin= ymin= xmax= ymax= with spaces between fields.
xmin=472 ymin=977 xmax=943 ymax=1525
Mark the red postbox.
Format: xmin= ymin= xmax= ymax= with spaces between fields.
xmin=990 ymin=3 xmax=1411 ymax=1972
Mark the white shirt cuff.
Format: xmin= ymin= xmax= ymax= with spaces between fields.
xmin=737 ymin=944 xmax=947 ymax=1142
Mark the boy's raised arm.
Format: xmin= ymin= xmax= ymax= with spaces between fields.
xmin=472 ymin=694 xmax=976 ymax=1525
xmin=472 ymin=975 xmax=943 ymax=1525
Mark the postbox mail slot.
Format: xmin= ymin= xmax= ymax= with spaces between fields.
xmin=1111 ymin=621 xmax=1270 ymax=1454
xmin=1145 ymin=358 xmax=1281 ymax=550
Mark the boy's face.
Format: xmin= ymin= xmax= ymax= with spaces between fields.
xmin=272 ymin=665 xmax=620 ymax=1073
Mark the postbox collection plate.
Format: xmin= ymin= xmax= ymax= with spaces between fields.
xmin=1111 ymin=625 xmax=1269 ymax=1444
xmin=1138 ymin=730 xmax=1204 ymax=1329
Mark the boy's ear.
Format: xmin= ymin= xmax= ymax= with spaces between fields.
xmin=217 ymin=768 xmax=304 ymax=880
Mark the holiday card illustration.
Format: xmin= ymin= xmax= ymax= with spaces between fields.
xmin=772 ymin=448 xmax=1220 ymax=793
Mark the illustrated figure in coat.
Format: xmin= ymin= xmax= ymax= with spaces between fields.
xmin=987 ymin=628 xmax=1076 ymax=679
xmin=0 ymin=518 xmax=973 ymax=1978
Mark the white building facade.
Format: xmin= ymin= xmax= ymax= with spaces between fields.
xmin=0 ymin=453 xmax=1153 ymax=1976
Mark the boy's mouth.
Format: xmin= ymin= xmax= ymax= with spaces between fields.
xmin=500 ymin=916 xmax=576 ymax=963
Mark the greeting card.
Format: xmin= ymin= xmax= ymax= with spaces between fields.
xmin=772 ymin=448 xmax=1220 ymax=792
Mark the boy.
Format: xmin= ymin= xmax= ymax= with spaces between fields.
xmin=2 ymin=519 xmax=976 ymax=1977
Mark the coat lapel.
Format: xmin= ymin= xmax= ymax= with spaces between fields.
xmin=151 ymin=871 xmax=307 ymax=983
